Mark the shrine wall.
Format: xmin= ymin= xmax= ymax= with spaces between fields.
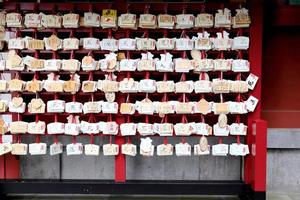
xmin=263 ymin=26 xmax=300 ymax=193
xmin=20 ymin=136 xmax=241 ymax=180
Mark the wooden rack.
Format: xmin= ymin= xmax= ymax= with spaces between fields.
xmin=0 ymin=1 xmax=266 ymax=200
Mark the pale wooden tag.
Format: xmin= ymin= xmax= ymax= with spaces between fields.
xmin=82 ymin=56 xmax=93 ymax=65
xmin=12 ymin=97 xmax=23 ymax=107
xmin=199 ymin=136 xmax=209 ymax=152
xmin=8 ymin=79 xmax=24 ymax=91
xmin=63 ymin=80 xmax=79 ymax=93
xmin=47 ymin=35 xmax=61 ymax=51
xmin=28 ymin=40 xmax=44 ymax=50
xmin=105 ymin=92 xmax=115 ymax=102
xmin=0 ymin=119 xmax=7 ymax=134
xmin=30 ymin=59 xmax=44 ymax=69
xmin=0 ymin=101 xmax=7 ymax=112
xmin=218 ymin=114 xmax=228 ymax=128
xmin=215 ymin=103 xmax=229 ymax=114
xmin=196 ymin=99 xmax=211 ymax=115
xmin=117 ymin=52 xmax=126 ymax=61
xmin=25 ymin=80 xmax=42 ymax=93
xmin=82 ymin=81 xmax=96 ymax=92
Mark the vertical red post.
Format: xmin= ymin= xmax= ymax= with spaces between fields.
xmin=252 ymin=120 xmax=267 ymax=192
xmin=245 ymin=0 xmax=265 ymax=193
xmin=0 ymin=156 xmax=4 ymax=179
xmin=115 ymin=136 xmax=126 ymax=182
xmin=115 ymin=73 xmax=126 ymax=182
xmin=4 ymin=155 xmax=19 ymax=179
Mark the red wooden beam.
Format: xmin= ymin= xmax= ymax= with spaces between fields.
xmin=4 ymin=155 xmax=19 ymax=179
xmin=115 ymin=73 xmax=126 ymax=182
xmin=273 ymin=5 xmax=300 ymax=26
xmin=252 ymin=119 xmax=267 ymax=191
xmin=0 ymin=154 xmax=4 ymax=179
xmin=245 ymin=0 xmax=265 ymax=193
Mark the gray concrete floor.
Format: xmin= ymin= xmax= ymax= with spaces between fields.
xmin=4 ymin=193 xmax=300 ymax=200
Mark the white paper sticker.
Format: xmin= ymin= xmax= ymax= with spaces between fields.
xmin=50 ymin=143 xmax=63 ymax=155
xmin=2 ymin=135 xmax=12 ymax=143
xmin=0 ymin=143 xmax=12 ymax=155
xmin=246 ymin=95 xmax=259 ymax=112
xmin=66 ymin=143 xmax=83 ymax=155
xmin=246 ymin=73 xmax=259 ymax=90
xmin=29 ymin=143 xmax=47 ymax=155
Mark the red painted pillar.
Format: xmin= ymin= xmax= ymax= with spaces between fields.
xmin=5 ymin=155 xmax=19 ymax=179
xmin=244 ymin=1 xmax=267 ymax=198
xmin=252 ymin=120 xmax=267 ymax=192
xmin=245 ymin=0 xmax=264 ymax=186
xmin=0 ymin=157 xmax=4 ymax=179
xmin=115 ymin=136 xmax=126 ymax=182
xmin=115 ymin=73 xmax=126 ymax=182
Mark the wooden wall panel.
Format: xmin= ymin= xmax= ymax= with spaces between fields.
xmin=262 ymin=27 xmax=300 ymax=127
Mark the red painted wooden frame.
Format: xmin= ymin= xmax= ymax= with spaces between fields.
xmin=245 ymin=0 xmax=267 ymax=193
xmin=0 ymin=0 xmax=267 ymax=195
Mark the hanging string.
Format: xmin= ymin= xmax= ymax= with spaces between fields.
xmin=35 ymin=114 xmax=39 ymax=123
xmin=145 ymin=71 xmax=150 ymax=79
xmin=34 ymin=49 xmax=39 ymax=59
xmin=54 ymin=135 xmax=58 ymax=144
xmin=54 ymin=114 xmax=58 ymax=123
xmin=200 ymin=3 xmax=206 ymax=13
xmin=17 ymin=135 xmax=21 ymax=143
xmin=89 ymin=27 xmax=93 ymax=38
xmin=126 ymin=71 xmax=131 ymax=79
xmin=51 ymin=4 xmax=56 ymax=15
xmin=218 ymin=137 xmax=222 ymax=144
xmin=127 ymin=3 xmax=130 ymax=13
xmin=201 ymin=50 xmax=205 ymax=59
xmin=144 ymin=4 xmax=150 ymax=14
xmin=70 ymin=50 xmax=74 ymax=59
xmin=162 ymin=92 xmax=167 ymax=102
xmin=109 ymin=135 xmax=112 ymax=144
xmin=238 ymin=50 xmax=243 ymax=59
xmin=163 ymin=72 xmax=167 ymax=81
xmin=88 ymin=71 xmax=93 ymax=81
xmin=90 ymin=93 xmax=94 ymax=102
xmin=72 ymin=135 xmax=76 ymax=144
xmin=164 ymin=3 xmax=168 ymax=14
xmin=237 ymin=135 xmax=241 ymax=145
xmin=127 ymin=136 xmax=131 ymax=144
xmin=237 ymin=28 xmax=243 ymax=37
xmin=182 ymin=4 xmax=187 ymax=14
xmin=54 ymin=93 xmax=58 ymax=100
xmin=89 ymin=4 xmax=93 ymax=13
xmin=182 ymin=51 xmax=187 ymax=59
xmin=33 ymin=71 xmax=39 ymax=80
xmin=163 ymin=29 xmax=167 ymax=38
xmin=164 ymin=137 xmax=168 ymax=145
xmin=35 ymin=135 xmax=41 ymax=143
xmin=201 ymin=114 xmax=205 ymax=123
xmin=108 ymin=29 xmax=112 ymax=39
xmin=145 ymin=115 xmax=149 ymax=123
xmin=126 ymin=115 xmax=130 ymax=123
xmin=90 ymin=134 xmax=94 ymax=144
xmin=181 ymin=136 xmax=186 ymax=144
